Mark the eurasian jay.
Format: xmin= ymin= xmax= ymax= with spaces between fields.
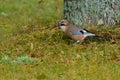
xmin=58 ymin=19 xmax=99 ymax=44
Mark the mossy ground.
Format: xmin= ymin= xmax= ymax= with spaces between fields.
xmin=0 ymin=0 xmax=120 ymax=80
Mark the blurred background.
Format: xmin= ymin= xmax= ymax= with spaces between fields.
xmin=0 ymin=0 xmax=63 ymax=41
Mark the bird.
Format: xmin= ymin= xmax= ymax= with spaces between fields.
xmin=58 ymin=19 xmax=101 ymax=44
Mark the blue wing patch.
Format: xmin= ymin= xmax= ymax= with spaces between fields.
xmin=75 ymin=31 xmax=84 ymax=34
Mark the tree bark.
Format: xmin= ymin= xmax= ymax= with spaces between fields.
xmin=64 ymin=0 xmax=120 ymax=27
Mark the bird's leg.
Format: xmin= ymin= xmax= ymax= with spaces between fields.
xmin=73 ymin=40 xmax=80 ymax=46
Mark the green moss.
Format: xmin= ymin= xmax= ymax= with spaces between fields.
xmin=0 ymin=0 xmax=120 ymax=80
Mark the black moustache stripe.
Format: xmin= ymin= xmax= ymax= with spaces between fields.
xmin=61 ymin=24 xmax=65 ymax=26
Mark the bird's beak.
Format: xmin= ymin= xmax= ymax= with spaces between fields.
xmin=53 ymin=20 xmax=60 ymax=28
xmin=57 ymin=20 xmax=65 ymax=27
xmin=57 ymin=22 xmax=61 ymax=27
xmin=58 ymin=22 xmax=60 ymax=27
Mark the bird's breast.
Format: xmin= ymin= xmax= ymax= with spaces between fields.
xmin=67 ymin=33 xmax=84 ymax=41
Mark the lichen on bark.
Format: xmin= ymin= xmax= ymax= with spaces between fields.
xmin=64 ymin=0 xmax=120 ymax=26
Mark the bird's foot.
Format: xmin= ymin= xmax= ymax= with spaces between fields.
xmin=73 ymin=41 xmax=80 ymax=46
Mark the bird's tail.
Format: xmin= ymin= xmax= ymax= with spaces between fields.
xmin=85 ymin=33 xmax=96 ymax=37
xmin=93 ymin=35 xmax=110 ymax=41
xmin=85 ymin=33 xmax=109 ymax=41
xmin=83 ymin=33 xmax=96 ymax=39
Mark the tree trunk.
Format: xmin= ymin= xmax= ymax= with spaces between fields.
xmin=64 ymin=0 xmax=120 ymax=27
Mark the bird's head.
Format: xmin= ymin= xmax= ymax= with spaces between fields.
xmin=58 ymin=19 xmax=70 ymax=27
xmin=58 ymin=19 xmax=71 ymax=31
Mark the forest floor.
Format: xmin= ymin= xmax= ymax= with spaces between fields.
xmin=0 ymin=0 xmax=120 ymax=80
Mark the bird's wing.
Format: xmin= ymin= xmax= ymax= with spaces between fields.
xmin=74 ymin=29 xmax=96 ymax=38
xmin=68 ymin=26 xmax=83 ymax=35
xmin=69 ymin=26 xmax=88 ymax=35
xmin=74 ymin=30 xmax=84 ymax=34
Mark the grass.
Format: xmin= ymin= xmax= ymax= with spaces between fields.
xmin=0 ymin=0 xmax=120 ymax=80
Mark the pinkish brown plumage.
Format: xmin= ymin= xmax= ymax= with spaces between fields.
xmin=58 ymin=19 xmax=97 ymax=44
